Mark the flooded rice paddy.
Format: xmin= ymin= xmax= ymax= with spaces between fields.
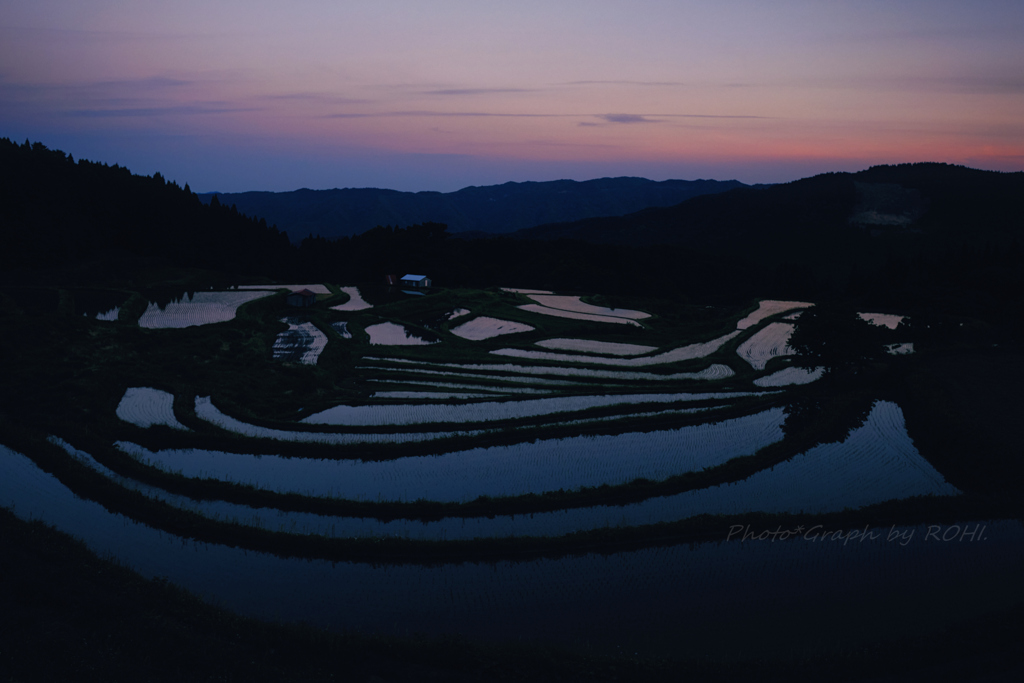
xmin=492 ymin=331 xmax=741 ymax=366
xmin=8 ymin=400 xmax=962 ymax=540
xmin=858 ymin=312 xmax=905 ymax=329
xmin=235 ymin=283 xmax=332 ymax=294
xmin=115 ymin=408 xmax=786 ymax=502
xmin=517 ymin=303 xmax=643 ymax=326
xmin=7 ymin=287 xmax=1002 ymax=661
xmin=366 ymin=378 xmax=552 ymax=395
xmin=524 ymin=295 xmax=651 ymax=320
xmin=137 ymin=291 xmax=273 ymax=328
xmin=736 ymin=322 xmax=797 ymax=370
xmin=271 ymin=318 xmax=328 ymax=364
xmin=3 ymin=427 xmax=1012 ymax=658
xmin=735 ymin=300 xmax=814 ymax=330
xmin=329 ymin=321 xmax=352 ymax=338
xmin=449 ymin=316 xmax=535 ymax=340
xmin=300 ymin=390 xmax=759 ymax=426
xmin=365 ymin=357 xmax=737 ymax=382
xmin=71 ymin=288 xmax=130 ymax=319
xmin=370 ymin=391 xmax=495 ymax=399
xmin=194 ymin=396 xmax=484 ymax=444
xmin=116 ymin=387 xmax=190 ymax=431
xmin=535 ymin=338 xmax=658 ymax=356
xmin=365 ymin=322 xmax=437 ymax=345
xmin=329 ymin=286 xmax=373 ymax=311
xmin=753 ymin=366 xmax=826 ymax=387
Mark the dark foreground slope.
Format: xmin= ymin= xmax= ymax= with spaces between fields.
xmin=201 ymin=177 xmax=746 ymax=242
xmin=4 ymin=506 xmax=1022 ymax=683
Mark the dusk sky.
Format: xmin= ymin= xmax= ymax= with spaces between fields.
xmin=2 ymin=1 xmax=1022 ymax=192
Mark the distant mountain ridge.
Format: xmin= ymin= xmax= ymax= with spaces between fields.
xmin=200 ymin=177 xmax=748 ymax=242
xmin=511 ymin=163 xmax=1023 ymax=258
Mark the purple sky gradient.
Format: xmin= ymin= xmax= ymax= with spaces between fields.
xmin=2 ymin=1 xmax=1022 ymax=192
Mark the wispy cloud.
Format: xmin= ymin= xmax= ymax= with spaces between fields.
xmin=66 ymin=104 xmax=261 ymax=118
xmin=562 ymin=79 xmax=757 ymax=89
xmin=599 ymin=114 xmax=661 ymax=124
xmin=0 ymin=75 xmax=204 ymax=103
xmin=424 ymin=88 xmax=540 ymax=96
xmin=587 ymin=112 xmax=770 ymax=126
xmin=325 ymin=110 xmax=575 ymax=119
xmin=663 ymin=113 xmax=770 ymax=119
xmin=323 ymin=110 xmax=770 ymax=124
xmin=564 ymin=80 xmax=692 ymax=87
xmin=93 ymin=76 xmax=196 ymax=89
xmin=257 ymin=92 xmax=371 ymax=105
xmin=524 ymin=139 xmax=620 ymax=149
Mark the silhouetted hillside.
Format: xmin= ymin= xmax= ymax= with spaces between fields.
xmin=0 ymin=138 xmax=292 ymax=282
xmin=200 ymin=177 xmax=747 ymax=242
xmin=2 ymin=141 xmax=1020 ymax=331
xmin=516 ymin=163 xmax=1022 ymax=253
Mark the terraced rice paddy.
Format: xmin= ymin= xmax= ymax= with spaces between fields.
xmin=194 ymin=396 xmax=484 ymax=444
xmin=492 ymin=331 xmax=741 ymax=366
xmin=371 ymin=391 xmax=495 ymax=399
xmin=258 ymin=400 xmax=957 ymax=538
xmin=753 ymin=366 xmax=826 ymax=387
xmin=330 ymin=286 xmax=372 ymax=311
xmin=7 ymin=443 xmax=1010 ymax=657
xmin=115 ymin=408 xmax=786 ymax=502
xmin=366 ymin=379 xmax=552 ymax=395
xmin=859 ymin=312 xmax=905 ymax=330
xmin=736 ymin=300 xmax=814 ymax=330
xmin=9 ymin=281 xmax=1004 ymax=665
xmin=72 ymin=289 xmax=130 ymax=320
xmin=363 ymin=357 xmax=737 ymax=382
xmin=362 ymin=364 xmax=586 ymax=387
xmin=535 ymin=339 xmax=658 ymax=356
xmin=365 ymin=322 xmax=436 ymax=346
xmin=271 ymin=318 xmax=328 ymax=364
xmin=235 ymin=284 xmax=332 ymax=295
xmin=450 ymin=316 xmax=535 ymax=340
xmin=301 ymin=391 xmax=757 ymax=427
xmin=25 ymin=400 xmax=959 ymax=542
xmin=736 ymin=322 xmax=797 ymax=370
xmin=526 ymin=295 xmax=651 ymax=319
xmin=137 ymin=291 xmax=273 ymax=328
xmin=115 ymin=387 xmax=190 ymax=431
xmin=517 ymin=304 xmax=643 ymax=326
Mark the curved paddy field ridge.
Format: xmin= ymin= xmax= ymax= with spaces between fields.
xmin=4 ymin=284 xmax=1012 ymax=661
